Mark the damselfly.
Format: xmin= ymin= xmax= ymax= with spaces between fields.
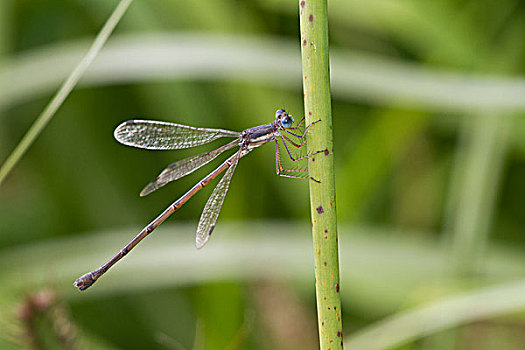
xmin=74 ymin=109 xmax=322 ymax=291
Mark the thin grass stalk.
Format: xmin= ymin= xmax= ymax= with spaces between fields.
xmin=447 ymin=114 xmax=512 ymax=275
xmin=0 ymin=0 xmax=133 ymax=186
xmin=299 ymin=1 xmax=343 ymax=348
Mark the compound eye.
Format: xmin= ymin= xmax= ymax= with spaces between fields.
xmin=275 ymin=109 xmax=286 ymax=120
xmin=281 ymin=115 xmax=294 ymax=128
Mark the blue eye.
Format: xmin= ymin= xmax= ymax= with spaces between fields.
xmin=280 ymin=116 xmax=294 ymax=128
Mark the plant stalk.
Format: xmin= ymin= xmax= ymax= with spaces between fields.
xmin=299 ymin=0 xmax=343 ymax=348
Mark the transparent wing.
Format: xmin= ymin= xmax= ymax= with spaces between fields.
xmin=140 ymin=139 xmax=239 ymax=196
xmin=195 ymin=152 xmax=241 ymax=249
xmin=114 ymin=120 xmax=240 ymax=150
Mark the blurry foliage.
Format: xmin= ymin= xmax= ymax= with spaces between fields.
xmin=1 ymin=0 xmax=525 ymax=349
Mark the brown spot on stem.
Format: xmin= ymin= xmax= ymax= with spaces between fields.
xmin=316 ymin=206 xmax=324 ymax=214
xmin=308 ymin=111 xmax=312 ymax=115
xmin=324 ymin=261 xmax=327 ymax=266
xmin=324 ymin=229 xmax=328 ymax=233
xmin=309 ymin=14 xmax=314 ymax=21
xmin=302 ymin=39 xmax=307 ymax=46
xmin=300 ymin=0 xmax=305 ymax=7
xmin=324 ymin=149 xmax=329 ymax=156
xmin=336 ymin=283 xmax=340 ymax=292
xmin=337 ymin=331 xmax=342 ymax=337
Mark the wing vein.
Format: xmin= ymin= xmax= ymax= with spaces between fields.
xmin=114 ymin=120 xmax=240 ymax=150
xmin=140 ymin=139 xmax=240 ymax=196
xmin=195 ymin=151 xmax=241 ymax=249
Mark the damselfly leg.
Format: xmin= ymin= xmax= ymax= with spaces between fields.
xmin=279 ymin=118 xmax=321 ymax=148
xmin=273 ymin=118 xmax=326 ymax=182
xmin=284 ymin=119 xmax=321 ymax=139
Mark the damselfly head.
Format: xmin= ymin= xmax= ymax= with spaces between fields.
xmin=275 ymin=109 xmax=294 ymax=129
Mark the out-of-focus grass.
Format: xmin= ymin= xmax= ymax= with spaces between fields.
xmin=3 ymin=34 xmax=525 ymax=113
xmin=2 ymin=223 xmax=525 ymax=348
xmin=1 ymin=1 xmax=525 ymax=349
xmin=346 ymin=278 xmax=525 ymax=349
xmin=446 ymin=115 xmax=513 ymax=276
xmin=1 ymin=223 xmax=525 ymax=304
xmin=0 ymin=2 xmax=9 ymax=56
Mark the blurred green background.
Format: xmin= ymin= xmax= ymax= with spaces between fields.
xmin=1 ymin=0 xmax=525 ymax=349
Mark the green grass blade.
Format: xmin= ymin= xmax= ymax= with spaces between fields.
xmin=0 ymin=0 xmax=133 ymax=186
xmin=299 ymin=1 xmax=343 ymax=348
xmin=345 ymin=279 xmax=525 ymax=349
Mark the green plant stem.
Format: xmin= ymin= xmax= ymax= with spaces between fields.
xmin=0 ymin=0 xmax=133 ymax=186
xmin=299 ymin=1 xmax=342 ymax=348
